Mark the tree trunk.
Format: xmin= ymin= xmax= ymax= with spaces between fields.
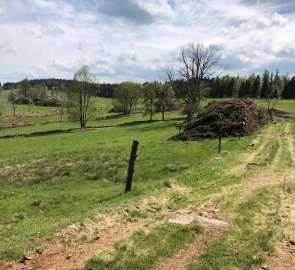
xmin=80 ymin=118 xmax=86 ymax=129
xmin=60 ymin=108 xmax=63 ymax=122
xmin=187 ymin=108 xmax=193 ymax=123
xmin=269 ymin=108 xmax=273 ymax=121
xmin=186 ymin=98 xmax=195 ymax=123
xmin=267 ymin=99 xmax=273 ymax=121
xmin=162 ymin=108 xmax=165 ymax=121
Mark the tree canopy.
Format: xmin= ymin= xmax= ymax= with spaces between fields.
xmin=67 ymin=65 xmax=99 ymax=128
xmin=113 ymin=81 xmax=141 ymax=114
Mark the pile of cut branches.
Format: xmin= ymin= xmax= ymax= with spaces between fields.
xmin=172 ymin=99 xmax=269 ymax=140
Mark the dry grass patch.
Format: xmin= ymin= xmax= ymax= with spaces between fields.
xmin=0 ymin=153 xmax=126 ymax=184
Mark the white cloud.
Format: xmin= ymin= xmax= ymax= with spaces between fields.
xmin=0 ymin=0 xmax=6 ymax=16
xmin=0 ymin=0 xmax=295 ymax=84
xmin=52 ymin=59 xmax=78 ymax=72
xmin=0 ymin=43 xmax=19 ymax=53
xmin=136 ymin=0 xmax=174 ymax=19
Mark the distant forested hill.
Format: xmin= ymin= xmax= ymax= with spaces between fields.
xmin=2 ymin=79 xmax=118 ymax=98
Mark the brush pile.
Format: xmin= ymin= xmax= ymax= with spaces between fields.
xmin=172 ymin=99 xmax=269 ymax=140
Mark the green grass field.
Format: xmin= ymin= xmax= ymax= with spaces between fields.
xmin=0 ymin=97 xmax=295 ymax=269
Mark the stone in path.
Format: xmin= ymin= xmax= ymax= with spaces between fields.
xmin=169 ymin=213 xmax=228 ymax=226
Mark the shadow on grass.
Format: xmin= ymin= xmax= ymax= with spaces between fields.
xmin=94 ymin=113 xmax=129 ymax=120
xmin=96 ymin=192 xmax=124 ymax=204
xmin=272 ymin=109 xmax=294 ymax=119
xmin=0 ymin=117 xmax=186 ymax=139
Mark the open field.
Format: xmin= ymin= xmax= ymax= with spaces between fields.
xmin=0 ymin=98 xmax=295 ymax=269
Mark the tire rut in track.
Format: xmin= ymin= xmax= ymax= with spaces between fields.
xmin=236 ymin=123 xmax=284 ymax=202
xmin=153 ymin=224 xmax=227 ymax=270
xmin=263 ymin=122 xmax=295 ymax=270
xmin=164 ymin=123 xmax=288 ymax=270
xmin=229 ymin=125 xmax=274 ymax=175
xmin=284 ymin=122 xmax=295 ymax=163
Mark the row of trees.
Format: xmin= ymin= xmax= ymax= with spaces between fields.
xmin=108 ymin=43 xmax=220 ymax=123
xmin=7 ymin=79 xmax=52 ymax=116
xmin=18 ymin=79 xmax=49 ymax=100
xmin=3 ymin=78 xmax=71 ymax=91
xmin=3 ymin=43 xmax=295 ymax=127
xmin=208 ymin=70 xmax=295 ymax=99
xmin=74 ymin=43 xmax=221 ymax=125
xmin=66 ymin=69 xmax=176 ymax=129
xmin=4 ymin=69 xmax=295 ymax=103
xmin=2 ymin=78 xmax=118 ymax=99
xmin=113 ymin=81 xmax=174 ymax=120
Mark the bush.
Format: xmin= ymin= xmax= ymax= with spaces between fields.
xmin=14 ymin=96 xmax=32 ymax=105
xmin=34 ymin=97 xmax=62 ymax=107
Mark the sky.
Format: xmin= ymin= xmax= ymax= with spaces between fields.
xmin=0 ymin=0 xmax=295 ymax=84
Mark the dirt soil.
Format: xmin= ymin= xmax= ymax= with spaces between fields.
xmin=2 ymin=196 xmax=227 ymax=270
xmin=154 ymin=224 xmax=227 ymax=270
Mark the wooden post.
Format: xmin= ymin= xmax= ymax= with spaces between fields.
xmin=125 ymin=140 xmax=139 ymax=192
xmin=218 ymin=135 xmax=221 ymax=154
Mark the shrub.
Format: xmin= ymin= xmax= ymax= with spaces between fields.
xmin=13 ymin=96 xmax=32 ymax=105
xmin=34 ymin=97 xmax=62 ymax=107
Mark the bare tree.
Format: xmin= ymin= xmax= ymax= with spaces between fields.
xmin=167 ymin=43 xmax=220 ymax=122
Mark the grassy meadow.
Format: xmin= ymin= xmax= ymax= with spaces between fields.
xmin=0 ymin=96 xmax=295 ymax=269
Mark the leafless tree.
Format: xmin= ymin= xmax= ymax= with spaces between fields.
xmin=166 ymin=43 xmax=220 ymax=122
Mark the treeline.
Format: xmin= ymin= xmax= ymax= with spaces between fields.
xmin=3 ymin=70 xmax=295 ymax=100
xmin=2 ymin=79 xmax=118 ymax=98
xmin=206 ymin=70 xmax=295 ymax=99
xmin=3 ymin=79 xmax=70 ymax=91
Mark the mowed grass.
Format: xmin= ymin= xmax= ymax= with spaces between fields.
xmin=256 ymin=99 xmax=295 ymax=114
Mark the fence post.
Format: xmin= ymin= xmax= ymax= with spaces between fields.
xmin=125 ymin=140 xmax=139 ymax=192
xmin=218 ymin=134 xmax=221 ymax=154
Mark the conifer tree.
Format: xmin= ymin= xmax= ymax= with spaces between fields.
xmin=252 ymin=75 xmax=261 ymax=98
xmin=261 ymin=70 xmax=270 ymax=99
xmin=282 ymin=77 xmax=295 ymax=99
xmin=273 ymin=69 xmax=283 ymax=98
